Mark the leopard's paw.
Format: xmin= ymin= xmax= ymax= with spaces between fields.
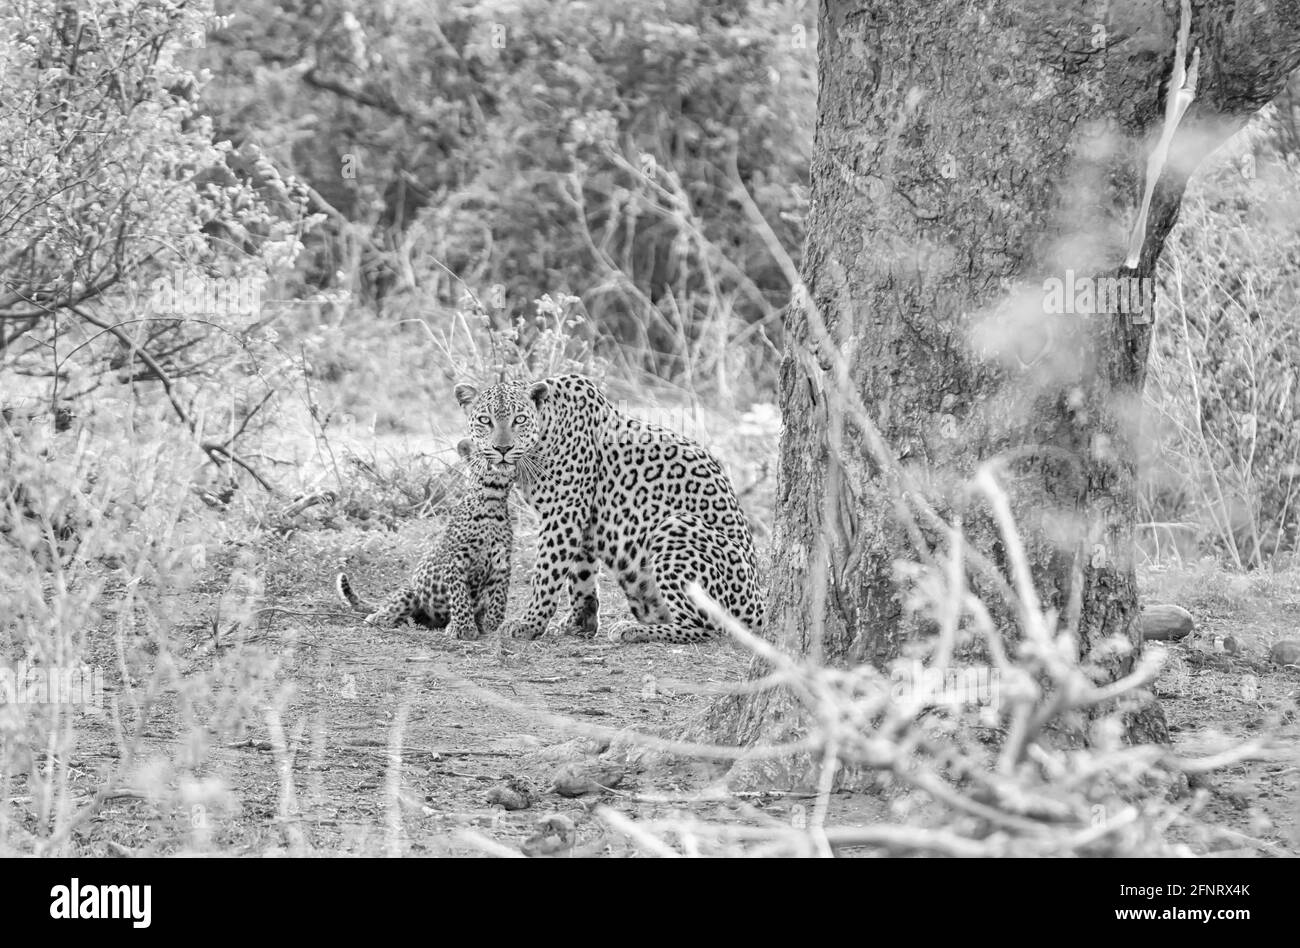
xmin=449 ymin=621 xmax=481 ymax=641
xmin=498 ymin=618 xmax=546 ymax=641
xmin=607 ymin=619 xmax=650 ymax=644
xmin=561 ymin=608 xmax=599 ymax=639
xmin=363 ymin=612 xmax=409 ymax=629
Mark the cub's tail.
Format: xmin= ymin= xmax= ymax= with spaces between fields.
xmin=336 ymin=573 xmax=370 ymax=613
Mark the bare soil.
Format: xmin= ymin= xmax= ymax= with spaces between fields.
xmin=46 ymin=520 xmax=1300 ymax=857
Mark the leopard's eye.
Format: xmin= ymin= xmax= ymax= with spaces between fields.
xmin=513 ymin=413 xmax=527 ymax=425
xmin=476 ymin=414 xmax=492 ymax=426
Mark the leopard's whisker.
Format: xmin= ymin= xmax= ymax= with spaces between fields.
xmin=520 ymin=449 xmax=549 ymax=483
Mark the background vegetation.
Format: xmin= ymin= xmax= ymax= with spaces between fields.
xmin=2 ymin=0 xmax=1297 ymax=856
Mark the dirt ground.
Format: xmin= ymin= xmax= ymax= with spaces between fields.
xmin=48 ymin=516 xmax=1300 ymax=857
xmin=1142 ymin=568 xmax=1300 ymax=856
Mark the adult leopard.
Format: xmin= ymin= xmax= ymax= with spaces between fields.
xmin=454 ymin=374 xmax=762 ymax=643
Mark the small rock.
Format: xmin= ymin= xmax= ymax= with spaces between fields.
xmin=485 ymin=775 xmax=535 ymax=811
xmin=521 ymin=814 xmax=575 ymax=857
xmin=484 ymin=787 xmax=529 ymax=810
xmin=551 ymin=761 xmax=625 ymax=797
xmin=551 ymin=762 xmax=595 ymax=797
xmin=1223 ymin=635 xmax=1241 ymax=656
xmin=1140 ymin=604 xmax=1195 ymax=642
xmin=1269 ymin=640 xmax=1300 ymax=667
xmin=527 ymin=737 xmax=610 ymax=766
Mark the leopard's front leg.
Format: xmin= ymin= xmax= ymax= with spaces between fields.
xmin=475 ymin=551 xmax=511 ymax=638
xmin=561 ymin=519 xmax=600 ymax=638
xmin=499 ymin=513 xmax=583 ymax=640
xmin=445 ymin=567 xmax=481 ymax=640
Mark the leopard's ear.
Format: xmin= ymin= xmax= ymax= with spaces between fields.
xmin=456 ymin=438 xmax=474 ymax=460
xmin=528 ymin=381 xmax=550 ymax=406
xmin=454 ymin=383 xmax=478 ymax=408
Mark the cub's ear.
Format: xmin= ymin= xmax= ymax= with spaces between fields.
xmin=456 ymin=438 xmax=474 ymax=461
xmin=528 ymin=381 xmax=550 ymax=406
xmin=454 ymin=383 xmax=478 ymax=408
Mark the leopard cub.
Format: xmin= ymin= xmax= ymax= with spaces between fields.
xmin=336 ymin=439 xmax=515 ymax=639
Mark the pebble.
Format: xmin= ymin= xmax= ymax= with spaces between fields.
xmin=1140 ymin=604 xmax=1195 ymax=641
xmin=1268 ymin=640 xmax=1300 ymax=667
xmin=521 ymin=814 xmax=575 ymax=857
xmin=485 ymin=776 xmax=534 ymax=811
xmin=551 ymin=761 xmax=625 ymax=797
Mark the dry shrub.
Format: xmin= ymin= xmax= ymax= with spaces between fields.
xmin=1143 ymin=120 xmax=1300 ymax=567
xmin=0 ymin=419 xmax=287 ymax=855
xmin=558 ymin=474 xmax=1273 ymax=857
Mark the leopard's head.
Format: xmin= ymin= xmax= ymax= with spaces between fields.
xmin=454 ymin=379 xmax=549 ymax=474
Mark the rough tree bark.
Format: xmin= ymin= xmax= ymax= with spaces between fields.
xmin=712 ymin=0 xmax=1300 ymax=783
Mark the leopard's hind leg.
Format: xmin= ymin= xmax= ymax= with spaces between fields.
xmin=348 ymin=578 xmax=449 ymax=629
xmin=608 ymin=514 xmax=761 ymax=644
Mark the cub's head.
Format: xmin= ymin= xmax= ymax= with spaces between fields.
xmin=455 ymin=436 xmax=513 ymax=488
xmin=454 ymin=379 xmax=549 ymax=471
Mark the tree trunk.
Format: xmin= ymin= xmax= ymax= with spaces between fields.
xmin=713 ymin=0 xmax=1300 ymax=782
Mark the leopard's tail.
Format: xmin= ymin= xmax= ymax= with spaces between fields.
xmin=336 ymin=572 xmax=370 ymax=613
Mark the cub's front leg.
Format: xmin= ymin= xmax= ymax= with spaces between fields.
xmin=475 ymin=552 xmax=512 ymax=637
xmin=444 ymin=570 xmax=481 ymax=640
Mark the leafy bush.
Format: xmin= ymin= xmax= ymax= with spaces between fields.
xmin=200 ymin=0 xmax=814 ymax=396
xmin=0 ymin=0 xmax=313 ymax=499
